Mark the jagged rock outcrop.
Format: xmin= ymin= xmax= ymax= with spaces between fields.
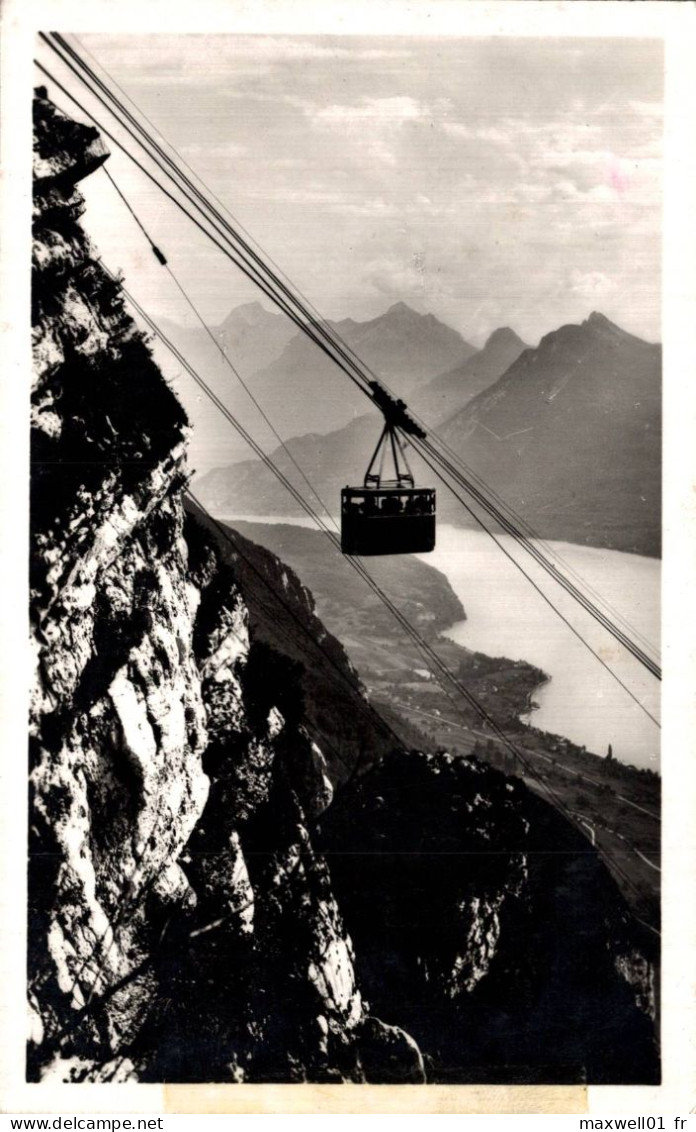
xmin=184 ymin=503 xmax=400 ymax=788
xmin=30 ymin=91 xmax=208 ymax=1071
xmin=28 ymin=90 xmax=658 ymax=1086
xmin=29 ymin=90 xmax=389 ymax=1083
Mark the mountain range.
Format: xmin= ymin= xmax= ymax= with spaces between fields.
xmin=245 ymin=300 xmax=476 ymax=438
xmin=191 ymin=316 xmax=528 ymax=519
xmin=195 ymin=310 xmax=661 ymax=557
xmin=156 ymin=301 xmax=476 ymax=473
xmin=160 ymin=300 xmax=296 ymax=376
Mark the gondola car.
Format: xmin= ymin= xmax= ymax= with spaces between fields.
xmin=340 ymin=383 xmax=436 ymax=556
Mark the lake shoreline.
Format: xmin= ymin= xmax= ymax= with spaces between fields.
xmin=422 ymin=525 xmax=660 ymax=772
xmin=217 ymin=513 xmax=660 ymax=772
xmin=210 ymin=504 xmax=662 ymax=561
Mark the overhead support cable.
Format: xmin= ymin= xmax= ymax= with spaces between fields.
xmin=101 ymin=165 xmax=167 ymax=266
xmin=116 ymin=280 xmax=470 ymax=738
xmin=111 ymin=277 xmax=510 ymax=731
xmin=115 ymin=278 xmax=653 ymax=876
xmin=34 ymin=37 xmax=661 ymax=685
xmin=30 ymin=45 xmax=663 ymax=1009
xmin=55 ymin=33 xmax=660 ymax=661
xmin=36 ymin=36 xmax=377 ymax=401
xmin=96 ymin=145 xmax=660 ymax=726
xmin=65 ymin=31 xmax=659 ymax=665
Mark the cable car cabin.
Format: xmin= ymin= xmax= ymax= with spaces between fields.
xmin=341 ymin=486 xmax=436 ymax=555
xmin=340 ymin=402 xmax=436 ymax=555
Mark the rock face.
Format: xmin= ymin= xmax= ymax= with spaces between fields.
xmin=28 ymin=90 xmax=394 ymax=1084
xmin=28 ymin=91 xmax=658 ymax=1086
xmin=184 ymin=503 xmax=405 ymax=788
xmin=30 ymin=91 xmax=207 ymax=1069
xmin=319 ymin=751 xmax=659 ymax=1084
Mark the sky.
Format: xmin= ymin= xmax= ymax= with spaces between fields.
xmin=39 ymin=34 xmax=662 ymax=346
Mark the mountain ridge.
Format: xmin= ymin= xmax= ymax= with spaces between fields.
xmin=411 ymin=324 xmax=529 ymax=421
xmin=156 ymin=300 xmax=477 ymax=474
xmin=245 ymin=301 xmax=476 ymax=438
xmin=436 ymin=310 xmax=661 ymax=554
xmin=194 ymin=310 xmax=661 ymax=557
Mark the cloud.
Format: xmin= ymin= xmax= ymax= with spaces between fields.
xmin=537 ymin=146 xmax=613 ymax=171
xmin=628 ymin=100 xmax=663 ymax=120
xmin=219 ymin=37 xmax=412 ymax=62
xmin=178 ymin=141 xmax=247 ymax=161
xmin=330 ymin=197 xmax=396 ymax=218
xmin=569 ymin=270 xmax=618 ymax=300
xmin=542 ymin=180 xmax=615 ymax=204
xmin=499 ymin=108 xmax=661 ymax=207
xmin=441 ymin=122 xmax=513 ymax=145
xmin=365 ymin=256 xmax=430 ymax=300
xmin=82 ymin=34 xmax=412 ymax=83
xmin=77 ymin=34 xmax=662 ymax=347
xmin=313 ymin=96 xmax=428 ymax=125
xmin=308 ymin=96 xmax=432 ymax=168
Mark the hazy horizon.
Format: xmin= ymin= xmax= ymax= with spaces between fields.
xmin=159 ymin=294 xmax=660 ymax=353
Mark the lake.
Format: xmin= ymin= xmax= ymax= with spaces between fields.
xmin=418 ymin=524 xmax=660 ymax=771
xmin=220 ymin=515 xmax=661 ymax=771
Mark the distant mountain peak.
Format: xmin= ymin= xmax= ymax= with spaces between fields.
xmin=220 ymin=300 xmax=278 ymax=329
xmin=484 ymin=327 xmax=526 ymax=351
xmin=534 ymin=311 xmax=657 ymax=355
xmin=582 ymin=311 xmax=657 ymax=348
xmin=585 ymin=311 xmax=623 ymax=334
xmin=379 ymin=302 xmax=471 ymax=340
xmin=381 ymin=301 xmax=434 ymax=323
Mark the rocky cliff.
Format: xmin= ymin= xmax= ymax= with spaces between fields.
xmin=29 ymin=89 xmax=404 ymax=1084
xmin=28 ymin=90 xmax=658 ymax=1085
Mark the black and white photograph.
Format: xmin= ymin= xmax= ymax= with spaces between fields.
xmin=2 ymin=0 xmax=695 ymax=1116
